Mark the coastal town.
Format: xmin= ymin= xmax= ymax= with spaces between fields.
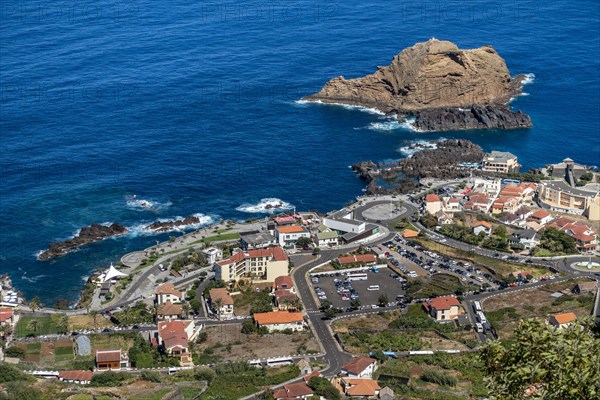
xmin=1 ymin=146 xmax=599 ymax=400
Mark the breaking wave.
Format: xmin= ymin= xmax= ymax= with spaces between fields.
xmin=398 ymin=138 xmax=446 ymax=157
xmin=236 ymin=198 xmax=294 ymax=214
xmin=127 ymin=213 xmax=214 ymax=236
xmin=294 ymin=99 xmax=385 ymax=115
xmin=126 ymin=195 xmax=172 ymax=212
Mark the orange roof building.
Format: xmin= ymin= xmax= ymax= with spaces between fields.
xmin=424 ymin=296 xmax=463 ymax=322
xmin=273 ymin=275 xmax=294 ymax=291
xmin=253 ymin=311 xmax=305 ymax=333
xmin=341 ymin=377 xmax=381 ymax=397
xmin=156 ymin=301 xmax=183 ymax=321
xmin=273 ymin=381 xmax=314 ymax=399
xmin=549 ymin=312 xmax=577 ymax=328
xmin=337 ymin=254 xmax=377 ymax=265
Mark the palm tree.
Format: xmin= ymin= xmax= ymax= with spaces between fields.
xmin=213 ymin=298 xmax=223 ymax=318
xmin=182 ymin=303 xmax=190 ymax=318
xmin=58 ymin=314 xmax=69 ymax=334
xmin=27 ymin=319 xmax=40 ymax=336
xmin=29 ymin=297 xmax=41 ymax=313
xmin=89 ymin=310 xmax=99 ymax=330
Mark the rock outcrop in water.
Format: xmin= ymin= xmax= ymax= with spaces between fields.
xmin=352 ymin=139 xmax=484 ymax=194
xmin=144 ymin=216 xmax=205 ymax=233
xmin=39 ymin=223 xmax=128 ymax=260
xmin=305 ymin=39 xmax=531 ymax=131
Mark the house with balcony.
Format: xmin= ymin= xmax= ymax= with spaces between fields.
xmin=253 ymin=311 xmax=305 ymax=333
xmin=155 ymin=283 xmax=183 ymax=305
xmin=275 ymin=225 xmax=311 ymax=247
xmin=214 ymin=246 xmax=289 ymax=283
xmin=482 ymin=151 xmax=519 ymax=173
xmin=340 ymin=356 xmax=378 ymax=378
xmin=157 ymin=320 xmax=197 ymax=366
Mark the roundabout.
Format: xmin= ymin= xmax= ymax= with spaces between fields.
xmin=571 ymin=261 xmax=600 ymax=272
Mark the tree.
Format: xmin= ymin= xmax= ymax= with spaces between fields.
xmin=371 ymin=349 xmax=386 ymax=363
xmin=479 ymin=318 xmax=600 ymax=400
xmin=378 ymin=294 xmax=389 ymax=307
xmin=89 ymin=310 xmax=99 ymax=330
xmin=350 ymin=299 xmax=361 ymax=309
xmin=493 ymin=225 xmax=507 ymax=239
xmin=296 ymin=237 xmax=312 ymax=248
xmin=189 ymin=298 xmax=202 ymax=314
xmin=58 ymin=314 xmax=69 ymax=334
xmin=182 ymin=302 xmax=191 ymax=318
xmin=28 ymin=297 xmax=41 ymax=312
xmin=26 ymin=319 xmax=39 ymax=336
xmin=323 ymin=308 xmax=337 ymax=319
xmin=308 ymin=376 xmax=341 ymax=400
xmin=241 ymin=320 xmax=257 ymax=334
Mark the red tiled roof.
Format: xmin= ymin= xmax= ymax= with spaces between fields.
xmin=59 ymin=370 xmax=93 ymax=382
xmin=273 ymin=289 xmax=297 ymax=301
xmin=277 ymin=225 xmax=307 ymax=234
xmin=529 ymin=210 xmax=551 ymax=219
xmin=209 ymin=288 xmax=234 ymax=305
xmin=0 ymin=308 xmax=14 ymax=323
xmin=96 ymin=350 xmax=121 ymax=363
xmin=156 ymin=283 xmax=183 ymax=298
xmin=473 ymin=221 xmax=492 ymax=229
xmin=274 ymin=275 xmax=294 ymax=290
xmin=428 ymin=296 xmax=461 ymax=311
xmin=338 ymin=254 xmax=376 ymax=265
xmin=253 ymin=311 xmax=303 ymax=325
xmin=551 ymin=217 xmax=576 ymax=229
xmin=341 ymin=356 xmax=376 ymax=375
xmin=426 ymin=194 xmax=441 ymax=202
xmin=304 ymin=369 xmax=321 ymax=383
xmin=158 ymin=320 xmax=192 ymax=350
xmin=217 ymin=246 xmax=288 ymax=266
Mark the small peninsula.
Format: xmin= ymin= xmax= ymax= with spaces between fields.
xmin=304 ymin=39 xmax=532 ymax=131
xmin=38 ymin=223 xmax=128 ymax=260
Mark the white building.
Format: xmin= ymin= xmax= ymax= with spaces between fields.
xmin=208 ymin=288 xmax=234 ymax=320
xmin=253 ymin=311 xmax=305 ymax=333
xmin=340 ymin=357 xmax=378 ymax=379
xmin=275 ymin=225 xmax=311 ymax=247
xmin=323 ymin=211 xmax=366 ymax=234
xmin=315 ymin=230 xmax=339 ymax=247
xmin=155 ymin=283 xmax=183 ymax=305
xmin=202 ymin=247 xmax=223 ymax=264
xmin=425 ymin=194 xmax=442 ymax=215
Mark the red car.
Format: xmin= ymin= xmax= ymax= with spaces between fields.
xmin=509 ymin=283 xmax=517 ymax=288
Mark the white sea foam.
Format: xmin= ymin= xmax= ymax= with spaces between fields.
xmin=21 ymin=273 xmax=47 ymax=284
xmin=126 ymin=195 xmax=172 ymax=212
xmin=235 ymin=198 xmax=294 ymax=214
xmin=127 ymin=213 xmax=214 ymax=236
xmin=367 ymin=120 xmax=403 ymax=131
xmin=398 ymin=138 xmax=446 ymax=157
xmin=294 ymin=99 xmax=385 ymax=115
xmin=522 ymin=73 xmax=535 ymax=85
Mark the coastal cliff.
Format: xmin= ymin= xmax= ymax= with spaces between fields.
xmin=38 ymin=223 xmax=128 ymax=260
xmin=304 ymin=39 xmax=531 ymax=131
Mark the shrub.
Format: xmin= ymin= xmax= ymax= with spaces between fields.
xmin=421 ymin=369 xmax=458 ymax=386
xmin=4 ymin=346 xmax=25 ymax=359
xmin=0 ymin=364 xmax=31 ymax=383
xmin=90 ymin=371 xmax=128 ymax=387
xmin=140 ymin=370 xmax=161 ymax=383
xmin=193 ymin=366 xmax=216 ymax=383
xmin=1 ymin=382 xmax=42 ymax=400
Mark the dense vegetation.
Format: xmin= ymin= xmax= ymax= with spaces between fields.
xmin=480 ymin=318 xmax=600 ymax=399
xmin=534 ymin=227 xmax=578 ymax=256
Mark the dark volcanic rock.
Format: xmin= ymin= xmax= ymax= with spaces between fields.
xmin=352 ymin=139 xmax=484 ymax=194
xmin=39 ymin=223 xmax=128 ymax=260
xmin=145 ymin=216 xmax=204 ymax=233
xmin=410 ymin=105 xmax=531 ymax=131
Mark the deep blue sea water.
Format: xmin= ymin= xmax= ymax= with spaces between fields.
xmin=1 ymin=0 xmax=599 ymax=305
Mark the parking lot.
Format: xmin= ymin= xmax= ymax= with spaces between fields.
xmin=311 ymin=267 xmax=407 ymax=310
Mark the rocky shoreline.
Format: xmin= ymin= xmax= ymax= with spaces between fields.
xmin=144 ymin=215 xmax=207 ymax=233
xmin=38 ymin=223 xmax=128 ymax=260
xmin=304 ymin=39 xmax=532 ymax=132
xmin=352 ymin=139 xmax=484 ymax=194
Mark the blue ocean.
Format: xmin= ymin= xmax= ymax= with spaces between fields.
xmin=1 ymin=0 xmax=599 ymax=305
